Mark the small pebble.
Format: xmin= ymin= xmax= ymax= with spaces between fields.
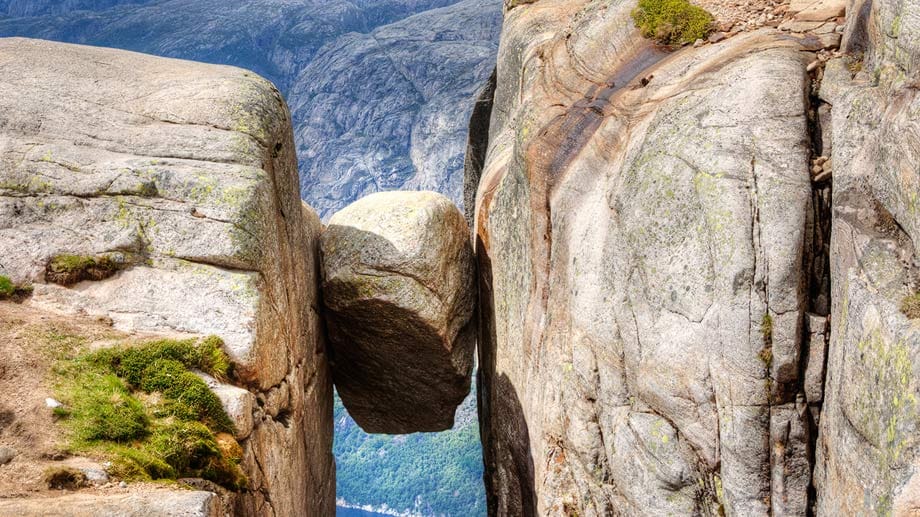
xmin=0 ymin=446 xmax=16 ymax=465
xmin=119 ymin=481 xmax=128 ymax=489
xmin=82 ymin=468 xmax=110 ymax=485
xmin=45 ymin=398 xmax=63 ymax=409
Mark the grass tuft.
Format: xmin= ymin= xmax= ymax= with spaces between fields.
xmin=0 ymin=275 xmax=13 ymax=298
xmin=0 ymin=274 xmax=34 ymax=301
xmin=761 ymin=314 xmax=773 ymax=345
xmin=901 ymin=293 xmax=920 ymax=319
xmin=46 ymin=254 xmax=123 ymax=286
xmin=44 ymin=467 xmax=87 ymax=490
xmin=631 ymin=0 xmax=713 ymax=45
xmin=51 ymin=336 xmax=244 ymax=490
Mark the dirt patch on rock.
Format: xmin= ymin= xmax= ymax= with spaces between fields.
xmin=0 ymin=302 xmax=136 ymax=498
xmin=693 ymin=0 xmax=789 ymax=32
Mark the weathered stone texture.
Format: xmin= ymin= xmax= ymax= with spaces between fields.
xmin=321 ymin=190 xmax=476 ymax=434
xmin=0 ymin=490 xmax=223 ymax=517
xmin=470 ymin=1 xmax=818 ymax=515
xmin=0 ymin=38 xmax=333 ymax=516
xmin=813 ymin=0 xmax=920 ymax=514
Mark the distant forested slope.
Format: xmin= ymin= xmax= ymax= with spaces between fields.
xmin=334 ymin=392 xmax=485 ymax=516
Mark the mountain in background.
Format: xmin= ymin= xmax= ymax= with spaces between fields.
xmin=0 ymin=1 xmax=499 ymax=514
xmin=0 ymin=0 xmax=501 ymax=218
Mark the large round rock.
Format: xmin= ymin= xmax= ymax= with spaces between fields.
xmin=321 ymin=191 xmax=476 ymax=434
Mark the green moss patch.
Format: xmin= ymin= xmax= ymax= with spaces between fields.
xmin=631 ymin=0 xmax=713 ymax=45
xmin=0 ymin=274 xmax=33 ymax=301
xmin=46 ymin=254 xmax=124 ymax=286
xmin=51 ymin=336 xmax=245 ymax=490
xmin=901 ymin=293 xmax=920 ymax=319
xmin=761 ymin=314 xmax=773 ymax=345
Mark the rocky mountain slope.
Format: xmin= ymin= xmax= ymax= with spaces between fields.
xmin=467 ymin=0 xmax=920 ymax=514
xmin=291 ymin=0 xmax=501 ymax=216
xmin=0 ymin=0 xmax=502 ymax=218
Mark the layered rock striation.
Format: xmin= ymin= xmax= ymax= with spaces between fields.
xmin=0 ymin=37 xmax=332 ymax=516
xmin=467 ymin=0 xmax=920 ymax=514
xmin=468 ymin=1 xmax=833 ymax=515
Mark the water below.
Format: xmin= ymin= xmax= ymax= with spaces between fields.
xmin=336 ymin=506 xmax=390 ymax=517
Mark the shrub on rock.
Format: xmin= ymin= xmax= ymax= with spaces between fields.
xmin=632 ymin=0 xmax=713 ymax=45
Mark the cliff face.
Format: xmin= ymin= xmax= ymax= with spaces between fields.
xmin=0 ymin=2 xmax=497 ymax=514
xmin=468 ymin=0 xmax=920 ymax=514
xmin=0 ymin=38 xmax=332 ymax=516
xmin=814 ymin=0 xmax=920 ymax=513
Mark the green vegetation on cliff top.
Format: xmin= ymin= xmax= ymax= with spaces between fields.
xmin=49 ymin=335 xmax=246 ymax=490
xmin=632 ymin=0 xmax=713 ymax=45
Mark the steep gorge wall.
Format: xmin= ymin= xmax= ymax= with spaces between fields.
xmin=814 ymin=0 xmax=920 ymax=513
xmin=465 ymin=0 xmax=919 ymax=514
xmin=0 ymin=38 xmax=333 ymax=515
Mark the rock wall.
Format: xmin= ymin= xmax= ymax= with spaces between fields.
xmin=0 ymin=38 xmax=333 ymax=516
xmin=468 ymin=0 xmax=841 ymax=514
xmin=813 ymin=0 xmax=920 ymax=514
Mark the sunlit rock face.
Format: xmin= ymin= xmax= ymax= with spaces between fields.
xmin=0 ymin=0 xmax=502 ymax=219
xmin=813 ymin=0 xmax=920 ymax=514
xmin=469 ymin=1 xmax=824 ymax=514
xmin=0 ymin=37 xmax=333 ymax=516
xmin=321 ymin=191 xmax=477 ymax=434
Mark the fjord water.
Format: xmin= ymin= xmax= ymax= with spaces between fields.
xmin=336 ymin=507 xmax=389 ymax=517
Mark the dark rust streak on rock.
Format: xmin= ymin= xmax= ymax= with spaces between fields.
xmin=517 ymin=41 xmax=669 ymax=361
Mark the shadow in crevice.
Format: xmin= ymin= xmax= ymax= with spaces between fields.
xmin=494 ymin=374 xmax=536 ymax=517
xmin=475 ymin=236 xmax=536 ymax=517
xmin=842 ymin=0 xmax=873 ymax=55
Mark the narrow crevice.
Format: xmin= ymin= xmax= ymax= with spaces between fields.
xmin=463 ymin=67 xmax=497 ymax=229
xmin=801 ymin=58 xmax=834 ymax=517
xmin=463 ymin=69 xmax=499 ymax=516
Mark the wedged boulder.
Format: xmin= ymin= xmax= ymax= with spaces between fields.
xmin=321 ymin=191 xmax=476 ymax=434
xmin=0 ymin=38 xmax=333 ymax=516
